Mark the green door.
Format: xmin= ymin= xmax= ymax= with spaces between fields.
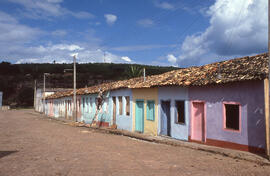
xmin=135 ymin=100 xmax=144 ymax=132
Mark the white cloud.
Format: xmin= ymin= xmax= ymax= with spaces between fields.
xmin=0 ymin=10 xmax=131 ymax=64
xmin=175 ymin=0 xmax=267 ymax=67
xmin=111 ymin=44 xmax=176 ymax=52
xmin=70 ymin=11 xmax=95 ymax=19
xmin=50 ymin=44 xmax=84 ymax=51
xmin=154 ymin=1 xmax=175 ymax=10
xmin=7 ymin=0 xmax=95 ymax=19
xmin=104 ymin=14 xmax=117 ymax=25
xmin=121 ymin=56 xmax=132 ymax=62
xmin=167 ymin=54 xmax=177 ymax=65
xmin=0 ymin=11 xmax=41 ymax=43
xmin=137 ymin=19 xmax=154 ymax=27
xmin=14 ymin=45 xmax=133 ymax=64
xmin=70 ymin=52 xmax=78 ymax=58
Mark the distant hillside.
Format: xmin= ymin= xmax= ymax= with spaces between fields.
xmin=0 ymin=62 xmax=179 ymax=107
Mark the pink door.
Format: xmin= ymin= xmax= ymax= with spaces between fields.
xmin=191 ymin=102 xmax=205 ymax=142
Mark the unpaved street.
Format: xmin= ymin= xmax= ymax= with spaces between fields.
xmin=0 ymin=109 xmax=270 ymax=176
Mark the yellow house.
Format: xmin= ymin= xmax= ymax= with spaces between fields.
xmin=132 ymin=88 xmax=158 ymax=136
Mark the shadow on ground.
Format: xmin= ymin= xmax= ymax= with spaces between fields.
xmin=0 ymin=151 xmax=18 ymax=159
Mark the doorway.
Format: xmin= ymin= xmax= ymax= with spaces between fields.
xmin=161 ymin=101 xmax=171 ymax=136
xmin=191 ymin=102 xmax=205 ymax=142
xmin=112 ymin=97 xmax=116 ymax=125
xmin=135 ymin=100 xmax=144 ymax=132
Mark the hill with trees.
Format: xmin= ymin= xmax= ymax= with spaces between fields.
xmin=0 ymin=62 xmax=179 ymax=107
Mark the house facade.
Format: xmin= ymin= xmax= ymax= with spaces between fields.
xmin=189 ymin=80 xmax=265 ymax=153
xmin=132 ymin=88 xmax=159 ymax=136
xmin=80 ymin=92 xmax=111 ymax=127
xmin=43 ymin=53 xmax=268 ymax=154
xmin=110 ymin=88 xmax=133 ymax=131
xmin=158 ymin=87 xmax=189 ymax=140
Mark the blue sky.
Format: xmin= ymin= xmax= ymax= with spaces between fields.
xmin=0 ymin=0 xmax=267 ymax=67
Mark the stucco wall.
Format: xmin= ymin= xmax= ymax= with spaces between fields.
xmin=132 ymin=88 xmax=158 ymax=136
xmin=81 ymin=93 xmax=111 ymax=124
xmin=158 ymin=87 xmax=189 ymax=140
xmin=63 ymin=97 xmax=73 ymax=119
xmin=110 ymin=89 xmax=133 ymax=131
xmin=189 ymin=80 xmax=265 ymax=149
xmin=35 ymin=89 xmax=42 ymax=112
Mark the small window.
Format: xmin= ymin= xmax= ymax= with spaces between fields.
xmin=125 ymin=96 xmax=130 ymax=116
xmin=224 ymin=104 xmax=240 ymax=131
xmin=175 ymin=101 xmax=185 ymax=124
xmin=118 ymin=96 xmax=122 ymax=115
xmin=147 ymin=100 xmax=155 ymax=121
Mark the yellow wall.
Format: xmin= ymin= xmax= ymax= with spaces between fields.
xmin=132 ymin=88 xmax=158 ymax=136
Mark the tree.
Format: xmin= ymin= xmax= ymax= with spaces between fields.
xmin=124 ymin=65 xmax=143 ymax=79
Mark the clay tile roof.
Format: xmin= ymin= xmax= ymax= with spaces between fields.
xmin=46 ymin=53 xmax=268 ymax=99
xmin=129 ymin=53 xmax=268 ymax=88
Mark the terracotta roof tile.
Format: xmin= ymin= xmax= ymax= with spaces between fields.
xmin=46 ymin=53 xmax=268 ymax=99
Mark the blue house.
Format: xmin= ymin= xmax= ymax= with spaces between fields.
xmin=158 ymin=87 xmax=189 ymax=141
xmin=110 ymin=88 xmax=133 ymax=131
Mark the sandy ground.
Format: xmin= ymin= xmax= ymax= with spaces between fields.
xmin=0 ymin=109 xmax=270 ymax=176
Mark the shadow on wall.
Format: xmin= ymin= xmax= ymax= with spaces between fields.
xmin=246 ymin=81 xmax=265 ymax=153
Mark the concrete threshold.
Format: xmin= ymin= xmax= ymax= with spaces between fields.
xmin=34 ymin=112 xmax=270 ymax=166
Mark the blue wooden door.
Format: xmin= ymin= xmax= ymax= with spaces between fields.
xmin=135 ymin=100 xmax=144 ymax=132
xmin=161 ymin=101 xmax=171 ymax=136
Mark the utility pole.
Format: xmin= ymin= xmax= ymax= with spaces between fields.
xmin=73 ymin=55 xmax=77 ymax=122
xmin=143 ymin=68 xmax=146 ymax=82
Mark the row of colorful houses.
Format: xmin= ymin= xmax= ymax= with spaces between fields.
xmin=42 ymin=53 xmax=268 ymax=154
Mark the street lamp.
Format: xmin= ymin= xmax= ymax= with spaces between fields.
xmin=43 ymin=73 xmax=50 ymax=114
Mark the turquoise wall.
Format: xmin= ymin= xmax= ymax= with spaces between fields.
xmin=80 ymin=92 xmax=111 ymax=124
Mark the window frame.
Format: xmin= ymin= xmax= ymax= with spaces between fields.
xmin=146 ymin=100 xmax=155 ymax=121
xmin=223 ymin=102 xmax=241 ymax=132
xmin=175 ymin=100 xmax=185 ymax=125
xmin=118 ymin=96 xmax=123 ymax=115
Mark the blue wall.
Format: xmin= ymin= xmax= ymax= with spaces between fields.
xmin=110 ymin=89 xmax=133 ymax=131
xmin=158 ymin=87 xmax=189 ymax=141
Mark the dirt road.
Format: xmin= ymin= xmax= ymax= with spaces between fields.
xmin=0 ymin=109 xmax=269 ymax=176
